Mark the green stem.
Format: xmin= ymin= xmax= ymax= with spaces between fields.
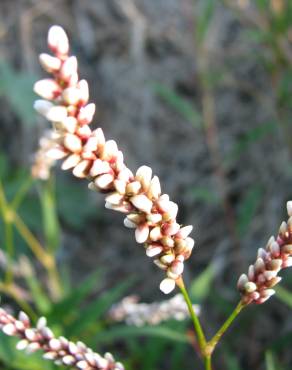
xmin=205 ymin=300 xmax=245 ymax=356
xmin=0 ymin=182 xmax=15 ymax=284
xmin=4 ymin=220 xmax=14 ymax=284
xmin=204 ymin=355 xmax=212 ymax=370
xmin=0 ymin=282 xmax=37 ymax=321
xmin=177 ymin=277 xmax=206 ymax=353
xmin=11 ymin=175 xmax=34 ymax=210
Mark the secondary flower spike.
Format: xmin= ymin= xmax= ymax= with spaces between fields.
xmin=32 ymin=25 xmax=195 ymax=294
xmin=238 ymin=201 xmax=292 ymax=304
xmin=0 ymin=308 xmax=123 ymax=370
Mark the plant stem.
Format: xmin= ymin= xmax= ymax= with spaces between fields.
xmin=204 ymin=355 xmax=212 ymax=370
xmin=205 ymin=300 xmax=245 ymax=356
xmin=11 ymin=175 xmax=34 ymax=210
xmin=0 ymin=182 xmax=15 ymax=284
xmin=176 ymin=277 xmax=206 ymax=353
xmin=0 ymin=282 xmax=37 ymax=321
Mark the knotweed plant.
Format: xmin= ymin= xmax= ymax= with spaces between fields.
xmin=1 ymin=25 xmax=292 ymax=370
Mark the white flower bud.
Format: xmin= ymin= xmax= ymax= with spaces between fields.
xmin=72 ymin=160 xmax=90 ymax=178
xmin=62 ymin=87 xmax=81 ymax=105
xmin=46 ymin=106 xmax=68 ymax=122
xmin=106 ymin=192 xmax=124 ymax=206
xmin=16 ymin=339 xmax=28 ymax=351
xmin=61 ymin=153 xmax=80 ymax=170
xmin=95 ymin=174 xmax=114 ymax=189
xmin=60 ymin=56 xmax=78 ymax=80
xmin=102 ymin=140 xmax=118 ymax=160
xmin=77 ymin=80 xmax=89 ymax=104
xmin=39 ymin=53 xmax=61 ymax=72
xmin=176 ymin=225 xmax=193 ymax=239
xmin=89 ymin=159 xmax=111 ymax=177
xmin=145 ymin=244 xmax=163 ymax=257
xmin=148 ymin=176 xmax=161 ymax=199
xmin=77 ymin=103 xmax=96 ymax=125
xmin=63 ymin=134 xmax=82 ymax=153
xmin=135 ymin=166 xmax=152 ymax=190
xmin=149 ymin=226 xmax=162 ymax=241
xmin=48 ymin=25 xmax=69 ymax=55
xmin=34 ymin=100 xmax=54 ymax=117
xmin=34 ymin=79 xmax=61 ymax=100
xmin=130 ymin=194 xmax=153 ymax=214
xmin=135 ymin=224 xmax=149 ymax=243
xmin=160 ymin=278 xmax=176 ymax=294
xmin=2 ymin=323 xmax=16 ymax=336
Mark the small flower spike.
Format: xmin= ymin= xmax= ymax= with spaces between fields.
xmin=238 ymin=201 xmax=292 ymax=304
xmin=32 ymin=25 xmax=195 ymax=294
xmin=109 ymin=294 xmax=200 ymax=326
xmin=0 ymin=308 xmax=123 ymax=370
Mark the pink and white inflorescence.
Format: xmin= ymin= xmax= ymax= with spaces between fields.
xmin=238 ymin=201 xmax=292 ymax=304
xmin=32 ymin=25 xmax=195 ymax=294
xmin=0 ymin=308 xmax=123 ymax=370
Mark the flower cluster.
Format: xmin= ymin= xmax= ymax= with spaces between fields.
xmin=109 ymin=294 xmax=200 ymax=326
xmin=238 ymin=201 xmax=292 ymax=304
xmin=0 ymin=307 xmax=123 ymax=370
xmin=31 ymin=130 xmax=60 ymax=180
xmin=33 ymin=25 xmax=195 ymax=294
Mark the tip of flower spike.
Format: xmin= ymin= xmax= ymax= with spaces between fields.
xmin=160 ymin=278 xmax=176 ymax=294
xmin=48 ymin=25 xmax=69 ymax=55
xmin=287 ymin=201 xmax=292 ymax=217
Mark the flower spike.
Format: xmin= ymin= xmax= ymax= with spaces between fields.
xmin=32 ymin=25 xmax=195 ymax=294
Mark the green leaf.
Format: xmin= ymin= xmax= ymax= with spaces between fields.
xmin=153 ymin=83 xmax=201 ymax=127
xmin=66 ymin=278 xmax=135 ymax=336
xmin=265 ymin=351 xmax=279 ymax=370
xmin=236 ymin=186 xmax=262 ymax=237
xmin=189 ymin=264 xmax=215 ymax=302
xmin=223 ymin=348 xmax=242 ymax=370
xmin=21 ymin=257 xmax=51 ymax=314
xmin=0 ymin=153 xmax=8 ymax=180
xmin=56 ymin=175 xmax=98 ymax=230
xmin=47 ymin=268 xmax=102 ymax=322
xmin=225 ymin=122 xmax=276 ymax=165
xmin=196 ymin=0 xmax=216 ymax=44
xmin=39 ymin=177 xmax=60 ymax=254
xmin=0 ymin=62 xmax=37 ymax=125
xmin=192 ymin=187 xmax=219 ymax=204
xmin=94 ymin=325 xmax=189 ymax=344
xmin=275 ymin=285 xmax=292 ymax=309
